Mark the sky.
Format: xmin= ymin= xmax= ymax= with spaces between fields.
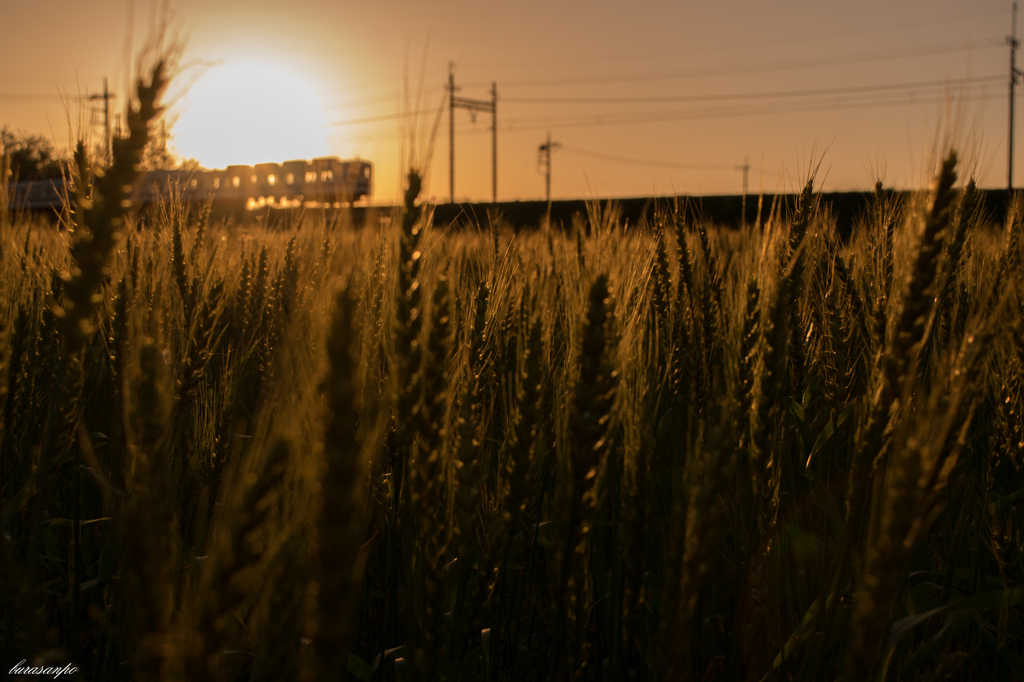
xmin=0 ymin=0 xmax=1016 ymax=204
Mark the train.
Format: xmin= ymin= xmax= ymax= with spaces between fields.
xmin=6 ymin=156 xmax=373 ymax=217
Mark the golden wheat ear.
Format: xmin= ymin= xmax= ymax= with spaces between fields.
xmin=187 ymin=437 xmax=291 ymax=681
xmin=61 ymin=60 xmax=171 ymax=353
xmin=312 ymin=284 xmax=365 ymax=681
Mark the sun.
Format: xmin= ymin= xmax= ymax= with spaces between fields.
xmin=171 ymin=62 xmax=330 ymax=169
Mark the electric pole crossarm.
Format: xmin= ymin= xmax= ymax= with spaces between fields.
xmin=88 ymin=78 xmax=117 ymax=164
xmin=539 ymin=132 xmax=561 ymax=225
xmin=451 ymin=97 xmax=494 ymax=110
xmin=447 ymin=63 xmax=498 ymax=204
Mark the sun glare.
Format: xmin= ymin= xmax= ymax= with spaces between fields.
xmin=171 ymin=62 xmax=329 ymax=169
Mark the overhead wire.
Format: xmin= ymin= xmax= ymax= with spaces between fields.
xmin=304 ymin=6 xmax=1005 ymax=102
xmin=501 ymin=75 xmax=1004 ymax=105
xmin=322 ymin=39 xmax=1002 ymax=123
xmin=558 ymin=145 xmax=737 ymax=170
xmin=496 ymin=89 xmax=1005 ymax=134
xmin=464 ymin=37 xmax=1002 ymax=89
xmin=316 ymin=9 xmax=1013 ymax=195
xmin=329 ymin=109 xmax=438 ymax=126
xmin=329 ymin=75 xmax=1001 ymax=129
xmin=0 ymin=93 xmax=97 ymax=102
xmin=320 ymin=24 xmax=1003 ymax=107
xmin=4 ymin=11 xmax=1006 ymax=113
xmin=467 ymin=7 xmax=1006 ymax=72
xmin=323 ymin=36 xmax=1001 ymax=105
xmin=347 ymin=86 xmax=1003 ymax=143
xmin=323 ymin=18 xmax=1003 ymax=96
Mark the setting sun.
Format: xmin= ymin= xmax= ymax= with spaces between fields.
xmin=171 ymin=61 xmax=329 ymax=169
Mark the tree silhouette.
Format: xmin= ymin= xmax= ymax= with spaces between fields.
xmin=1 ymin=126 xmax=65 ymax=182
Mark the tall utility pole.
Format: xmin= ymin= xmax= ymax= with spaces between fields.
xmin=88 ymin=77 xmax=115 ymax=164
xmin=735 ymin=158 xmax=749 ymax=224
xmin=447 ymin=62 xmax=498 ymax=204
xmin=539 ymin=132 xmax=561 ymax=224
xmin=1010 ymin=2 xmax=1024 ymax=190
xmin=491 ymin=82 xmax=498 ymax=204
xmin=449 ymin=63 xmax=458 ymax=204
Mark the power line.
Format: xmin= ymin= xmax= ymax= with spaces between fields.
xmin=495 ymin=88 xmax=1002 ymax=133
xmin=485 ymin=38 xmax=1002 ymax=89
xmin=328 ymin=109 xmax=438 ymax=126
xmin=467 ymin=8 xmax=1006 ymax=73
xmin=329 ymin=70 xmax=997 ymax=113
xmin=502 ymin=75 xmax=1003 ymax=105
xmin=174 ymin=8 xmax=1011 ymax=107
xmin=325 ymin=41 xmax=1001 ymax=122
xmin=330 ymin=75 xmax=1000 ymax=128
xmin=450 ymin=88 xmax=1005 ymax=138
xmin=0 ymin=93 xmax=99 ymax=102
xmin=298 ymin=31 xmax=1008 ymax=109
xmin=347 ymin=87 xmax=1004 ymax=144
xmin=559 ymin=145 xmax=736 ymax=170
xmin=555 ymin=146 xmax=750 ymax=201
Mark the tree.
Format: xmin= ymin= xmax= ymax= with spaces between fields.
xmin=140 ymin=136 xmax=178 ymax=171
xmin=1 ymin=126 xmax=66 ymax=182
xmin=138 ymin=121 xmax=204 ymax=171
xmin=1 ymin=124 xmax=203 ymax=184
xmin=138 ymin=141 xmax=204 ymax=171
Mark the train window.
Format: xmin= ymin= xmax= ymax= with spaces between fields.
xmin=305 ymin=171 xmax=316 ymax=183
xmin=322 ymin=170 xmax=333 ymax=182
xmin=364 ymin=167 xmax=370 ymax=178
xmin=213 ymin=177 xmax=220 ymax=189
xmin=267 ymin=174 xmax=276 ymax=185
xmin=286 ymin=173 xmax=295 ymax=185
xmin=232 ymin=176 xmax=241 ymax=188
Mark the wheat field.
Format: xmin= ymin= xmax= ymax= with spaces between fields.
xmin=3 ymin=60 xmax=1024 ymax=682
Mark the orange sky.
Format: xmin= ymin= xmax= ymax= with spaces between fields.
xmin=0 ymin=1 xmax=1014 ymax=203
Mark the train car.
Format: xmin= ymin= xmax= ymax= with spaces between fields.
xmin=7 ymin=156 xmax=373 ymax=218
xmin=6 ymin=177 xmax=65 ymax=213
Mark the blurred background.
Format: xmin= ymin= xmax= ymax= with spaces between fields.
xmin=0 ymin=0 xmax=1013 ymax=204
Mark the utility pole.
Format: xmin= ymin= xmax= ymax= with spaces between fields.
xmin=735 ymin=157 xmax=749 ymax=225
xmin=539 ymin=132 xmax=561 ymax=225
xmin=447 ymin=63 xmax=498 ymax=204
xmin=103 ymin=77 xmax=110 ymax=163
xmin=88 ymin=77 xmax=115 ymax=164
xmin=1010 ymin=2 xmax=1023 ymax=189
xmin=492 ymin=82 xmax=498 ymax=204
xmin=448 ymin=63 xmax=458 ymax=204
